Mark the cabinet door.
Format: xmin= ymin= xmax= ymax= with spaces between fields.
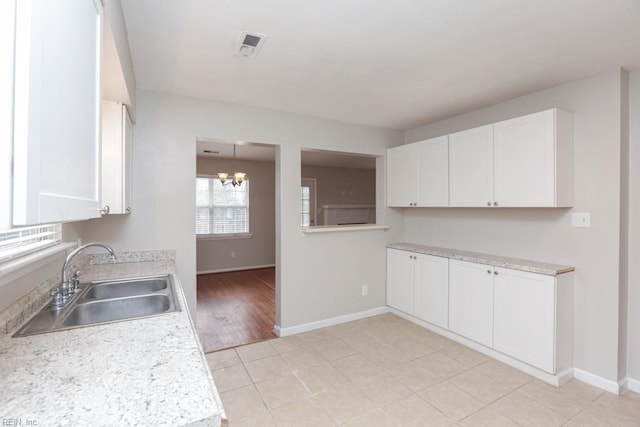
xmin=494 ymin=110 xmax=555 ymax=207
xmin=386 ymin=249 xmax=415 ymax=314
xmin=387 ymin=144 xmax=418 ymax=207
xmin=417 ymin=136 xmax=449 ymax=207
xmin=12 ymin=0 xmax=103 ymax=225
xmin=493 ymin=268 xmax=555 ymax=373
xmin=0 ymin=0 xmax=16 ymax=231
xmin=449 ymin=259 xmax=494 ymax=346
xmin=123 ymin=107 xmax=133 ymax=213
xmin=101 ymin=102 xmax=132 ymax=214
xmin=414 ymin=254 xmax=449 ymax=328
xmin=449 ymin=125 xmax=494 ymax=207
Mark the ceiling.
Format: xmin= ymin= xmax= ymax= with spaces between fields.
xmin=196 ymin=138 xmax=377 ymax=169
xmin=121 ymin=0 xmax=640 ymax=130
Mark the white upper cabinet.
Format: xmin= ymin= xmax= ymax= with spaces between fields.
xmin=449 ymin=125 xmax=494 ymax=207
xmin=449 ymin=109 xmax=573 ymax=208
xmin=386 ymin=143 xmax=418 ymax=207
xmin=0 ymin=0 xmax=16 ymax=231
xmin=387 ymin=135 xmax=448 ymax=207
xmin=388 ymin=109 xmax=573 ymax=208
xmin=417 ymin=136 xmax=449 ymax=207
xmin=101 ymin=101 xmax=133 ymax=215
xmin=494 ymin=109 xmax=573 ymax=207
xmin=12 ymin=0 xmax=103 ymax=225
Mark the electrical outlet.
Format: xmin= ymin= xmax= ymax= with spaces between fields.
xmin=231 ymin=251 xmax=236 ymax=258
xmin=361 ymin=285 xmax=368 ymax=296
xmin=571 ymin=212 xmax=591 ymax=228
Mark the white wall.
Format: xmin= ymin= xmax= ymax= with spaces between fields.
xmin=404 ymin=70 xmax=626 ymax=384
xmin=82 ymin=90 xmax=404 ymax=327
xmin=196 ymin=157 xmax=275 ymax=273
xmin=627 ymin=70 xmax=640 ymax=385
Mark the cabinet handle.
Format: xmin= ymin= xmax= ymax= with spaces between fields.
xmin=494 ymin=271 xmax=499 ymax=275
xmin=493 ymin=201 xmax=499 ymax=206
xmin=487 ymin=202 xmax=492 ymax=206
xmin=126 ymin=207 xmax=131 ymax=212
xmin=100 ymin=205 xmax=110 ymax=215
xmin=487 ymin=269 xmax=492 ymax=274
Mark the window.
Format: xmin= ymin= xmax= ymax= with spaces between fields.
xmin=196 ymin=176 xmax=249 ymax=235
xmin=0 ymin=224 xmax=61 ymax=264
xmin=301 ymin=186 xmax=310 ymax=226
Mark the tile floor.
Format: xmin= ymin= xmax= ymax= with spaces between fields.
xmin=205 ymin=314 xmax=640 ymax=426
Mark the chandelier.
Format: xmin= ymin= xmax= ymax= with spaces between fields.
xmin=217 ymin=145 xmax=247 ymax=187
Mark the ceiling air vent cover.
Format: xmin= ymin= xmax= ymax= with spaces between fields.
xmin=237 ymin=31 xmax=267 ymax=59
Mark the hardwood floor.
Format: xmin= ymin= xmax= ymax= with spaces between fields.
xmin=196 ymin=267 xmax=276 ymax=353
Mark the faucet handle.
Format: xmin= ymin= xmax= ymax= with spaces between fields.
xmin=50 ymin=288 xmax=64 ymax=308
xmin=71 ymin=270 xmax=82 ymax=292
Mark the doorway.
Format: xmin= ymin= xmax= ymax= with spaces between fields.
xmin=194 ymin=138 xmax=277 ymax=353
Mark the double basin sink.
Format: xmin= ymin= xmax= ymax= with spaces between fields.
xmin=14 ymin=275 xmax=180 ymax=337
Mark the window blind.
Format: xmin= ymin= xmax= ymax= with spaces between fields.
xmin=196 ymin=177 xmax=249 ymax=235
xmin=0 ymin=224 xmax=61 ymax=264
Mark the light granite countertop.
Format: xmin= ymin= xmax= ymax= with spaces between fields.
xmin=388 ymin=243 xmax=574 ymax=276
xmin=0 ymin=254 xmax=227 ymax=426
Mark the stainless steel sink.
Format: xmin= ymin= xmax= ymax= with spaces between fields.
xmin=14 ymin=275 xmax=180 ymax=337
xmin=63 ymin=294 xmax=172 ymax=326
xmin=84 ymin=277 xmax=168 ymax=299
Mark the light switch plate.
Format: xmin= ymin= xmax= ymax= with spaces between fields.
xmin=572 ymin=212 xmax=591 ymax=228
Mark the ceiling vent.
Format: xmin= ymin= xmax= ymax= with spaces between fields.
xmin=237 ymin=31 xmax=267 ymax=59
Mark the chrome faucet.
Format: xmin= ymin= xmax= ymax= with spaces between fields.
xmin=51 ymin=242 xmax=116 ymax=309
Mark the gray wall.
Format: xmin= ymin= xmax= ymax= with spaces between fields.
xmin=81 ymin=89 xmax=405 ymax=327
xmin=195 ymin=157 xmax=275 ymax=273
xmin=301 ymin=165 xmax=375 ymax=225
xmin=404 ymin=69 xmax=626 ymax=384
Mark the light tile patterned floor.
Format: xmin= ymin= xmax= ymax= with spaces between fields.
xmin=206 ymin=314 xmax=640 ymax=426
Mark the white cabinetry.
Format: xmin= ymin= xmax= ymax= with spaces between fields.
xmin=387 ymin=245 xmax=573 ymax=379
xmin=387 ymin=136 xmax=448 ymax=207
xmin=414 ymin=253 xmax=449 ymax=328
xmin=449 ymin=109 xmax=573 ymax=207
xmin=12 ymin=0 xmax=103 ymax=225
xmin=494 ymin=268 xmax=572 ymax=374
xmin=493 ymin=109 xmax=573 ymax=207
xmin=386 ymin=248 xmax=449 ymax=327
xmin=101 ymin=101 xmax=133 ymax=215
xmin=386 ymin=248 xmax=415 ymax=314
xmin=449 ymin=125 xmax=494 ymax=207
xmin=448 ymin=259 xmax=494 ymax=346
xmin=386 ymin=144 xmax=418 ymax=207
xmin=0 ymin=0 xmax=16 ymax=231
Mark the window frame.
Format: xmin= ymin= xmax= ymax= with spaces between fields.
xmin=195 ymin=175 xmax=251 ymax=239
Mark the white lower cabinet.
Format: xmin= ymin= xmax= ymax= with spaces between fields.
xmin=386 ymin=248 xmax=449 ymax=326
xmin=386 ymin=248 xmax=415 ymax=314
xmin=387 ymin=247 xmax=573 ymax=377
xmin=415 ymin=253 xmax=449 ymax=328
xmin=448 ymin=259 xmax=494 ymax=347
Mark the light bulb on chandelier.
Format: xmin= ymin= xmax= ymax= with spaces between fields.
xmin=217 ymin=145 xmax=247 ymax=187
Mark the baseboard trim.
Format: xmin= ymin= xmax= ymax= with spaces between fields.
xmin=197 ymin=264 xmax=275 ymax=275
xmin=626 ymin=377 xmax=640 ymax=394
xmin=389 ymin=308 xmax=573 ymax=387
xmin=274 ymin=306 xmax=390 ymax=337
xmin=573 ymin=368 xmax=622 ymax=395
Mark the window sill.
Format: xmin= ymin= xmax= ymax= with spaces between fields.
xmin=301 ymin=224 xmax=389 ymax=234
xmin=197 ymin=233 xmax=253 ymax=241
xmin=0 ymin=242 xmax=75 ymax=287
